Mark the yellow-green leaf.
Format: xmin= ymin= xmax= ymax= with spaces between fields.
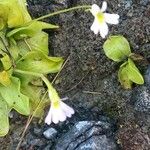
xmin=17 ymin=32 xmax=49 ymax=56
xmin=0 ymin=0 xmax=32 ymax=28
xmin=127 ymin=58 xmax=144 ymax=84
xmin=0 ymin=77 xmax=30 ymax=115
xmin=0 ymin=71 xmax=11 ymax=86
xmin=0 ymin=97 xmax=9 ymax=137
xmin=7 ymin=21 xmax=59 ymax=39
xmin=118 ymin=62 xmax=132 ymax=89
xmin=103 ymin=35 xmax=131 ymax=62
xmin=21 ymin=84 xmax=49 ymax=118
xmin=16 ymin=51 xmax=63 ymax=74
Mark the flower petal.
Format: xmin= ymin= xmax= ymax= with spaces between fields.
xmin=90 ymin=4 xmax=101 ymax=16
xmin=60 ymin=101 xmax=75 ymax=117
xmin=90 ymin=19 xmax=100 ymax=34
xmin=51 ymin=109 xmax=60 ymax=124
xmin=45 ymin=108 xmax=52 ymax=125
xmin=101 ymin=1 xmax=107 ymax=12
xmin=104 ymin=13 xmax=119 ymax=24
xmin=99 ymin=22 xmax=108 ymax=38
xmin=57 ymin=109 xmax=67 ymax=122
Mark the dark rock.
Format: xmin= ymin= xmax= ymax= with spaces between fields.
xmin=43 ymin=128 xmax=58 ymax=140
xmin=131 ymin=86 xmax=150 ymax=113
xmin=145 ymin=65 xmax=150 ymax=89
xmin=43 ymin=143 xmax=53 ymax=150
xmin=54 ymin=121 xmax=117 ymax=150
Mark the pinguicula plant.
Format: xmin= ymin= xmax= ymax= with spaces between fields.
xmin=0 ymin=0 xmax=144 ymax=137
xmin=103 ymin=35 xmax=144 ymax=89
xmin=0 ymin=0 xmax=91 ymax=136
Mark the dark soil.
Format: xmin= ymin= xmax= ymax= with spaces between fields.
xmin=0 ymin=0 xmax=150 ymax=149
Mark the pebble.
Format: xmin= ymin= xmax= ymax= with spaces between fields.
xmin=43 ymin=128 xmax=58 ymax=140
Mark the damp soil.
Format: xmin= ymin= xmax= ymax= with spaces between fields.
xmin=0 ymin=0 xmax=150 ymax=149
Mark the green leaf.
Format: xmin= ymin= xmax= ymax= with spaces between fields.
xmin=17 ymin=32 xmax=49 ymax=56
xmin=0 ymin=18 xmax=5 ymax=30
xmin=118 ymin=62 xmax=132 ymax=89
xmin=7 ymin=21 xmax=59 ymax=39
xmin=21 ymin=84 xmax=49 ymax=117
xmin=0 ymin=97 xmax=9 ymax=136
xmin=127 ymin=58 xmax=144 ymax=84
xmin=16 ymin=51 xmax=63 ymax=74
xmin=9 ymin=42 xmax=20 ymax=60
xmin=15 ymin=73 xmax=49 ymax=118
xmin=1 ymin=54 xmax=13 ymax=75
xmin=0 ymin=77 xmax=30 ymax=115
xmin=103 ymin=35 xmax=131 ymax=62
xmin=0 ymin=4 xmax=9 ymax=29
xmin=1 ymin=54 xmax=12 ymax=71
xmin=0 ymin=0 xmax=32 ymax=28
xmin=118 ymin=59 xmax=144 ymax=89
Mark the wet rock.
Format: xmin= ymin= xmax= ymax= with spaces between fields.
xmin=43 ymin=128 xmax=58 ymax=140
xmin=54 ymin=121 xmax=117 ymax=150
xmin=131 ymin=86 xmax=150 ymax=113
xmin=43 ymin=144 xmax=53 ymax=150
xmin=145 ymin=65 xmax=150 ymax=89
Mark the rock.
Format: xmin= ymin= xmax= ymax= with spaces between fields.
xmin=145 ymin=65 xmax=150 ymax=90
xmin=43 ymin=128 xmax=58 ymax=140
xmin=54 ymin=121 xmax=117 ymax=150
xmin=76 ymin=136 xmax=117 ymax=150
xmin=43 ymin=143 xmax=53 ymax=150
xmin=131 ymin=86 xmax=150 ymax=113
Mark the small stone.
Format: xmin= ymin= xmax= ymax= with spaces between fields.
xmin=43 ymin=128 xmax=58 ymax=140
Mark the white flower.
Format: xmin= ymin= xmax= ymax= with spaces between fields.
xmin=45 ymin=99 xmax=75 ymax=125
xmin=90 ymin=1 xmax=119 ymax=38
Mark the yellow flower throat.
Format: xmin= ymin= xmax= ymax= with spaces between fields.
xmin=96 ymin=12 xmax=105 ymax=24
xmin=53 ymin=101 xmax=60 ymax=109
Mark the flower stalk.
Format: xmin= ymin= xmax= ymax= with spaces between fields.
xmin=35 ymin=5 xmax=91 ymax=21
xmin=14 ymin=69 xmax=74 ymax=125
xmin=14 ymin=69 xmax=59 ymax=103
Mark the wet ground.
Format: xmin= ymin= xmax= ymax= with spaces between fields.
xmin=0 ymin=0 xmax=150 ymax=149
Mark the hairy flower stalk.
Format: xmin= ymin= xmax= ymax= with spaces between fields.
xmin=90 ymin=1 xmax=119 ymax=38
